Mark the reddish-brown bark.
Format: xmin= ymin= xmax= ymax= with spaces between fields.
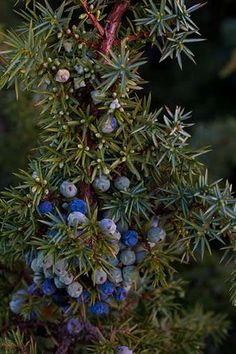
xmin=100 ymin=0 xmax=130 ymax=55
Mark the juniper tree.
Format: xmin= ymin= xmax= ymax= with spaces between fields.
xmin=0 ymin=1 xmax=236 ymax=353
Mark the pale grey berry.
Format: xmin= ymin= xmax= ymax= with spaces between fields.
xmin=101 ymin=117 xmax=117 ymax=134
xmin=59 ymin=272 xmax=74 ymax=285
xmin=55 ymin=69 xmax=70 ymax=83
xmin=60 ymin=181 xmax=78 ymax=198
xmin=54 ymin=277 xmax=66 ymax=289
xmin=99 ymin=218 xmax=117 ymax=235
xmin=114 ymin=176 xmax=130 ymax=191
xmin=31 ymin=258 xmax=42 ymax=273
xmin=147 ymin=227 xmax=166 ymax=244
xmin=93 ymin=269 xmax=107 ymax=285
xmin=120 ymin=249 xmax=136 ymax=266
xmin=43 ymin=255 xmax=53 ymax=270
xmin=108 ymin=267 xmax=123 ymax=284
xmin=67 ymin=281 xmax=83 ymax=298
xmin=54 ymin=259 xmax=68 ymax=276
xmin=93 ymin=175 xmax=110 ymax=192
xmin=68 ymin=212 xmax=87 ymax=227
xmin=123 ymin=266 xmax=139 ymax=284
xmin=116 ymin=346 xmax=133 ymax=354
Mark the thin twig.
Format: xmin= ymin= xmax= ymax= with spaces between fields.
xmin=81 ymin=0 xmax=105 ymax=37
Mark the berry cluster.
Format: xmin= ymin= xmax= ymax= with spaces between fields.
xmin=11 ymin=177 xmax=166 ymax=321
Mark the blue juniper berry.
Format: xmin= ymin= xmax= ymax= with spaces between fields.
xmin=38 ymin=200 xmax=54 ymax=215
xmin=121 ymin=230 xmax=138 ymax=247
xmin=70 ymin=198 xmax=88 ymax=214
xmin=42 ymin=278 xmax=56 ymax=296
xmin=89 ymin=301 xmax=109 ymax=316
xmin=113 ymin=287 xmax=127 ymax=301
xmin=67 ymin=318 xmax=83 ymax=335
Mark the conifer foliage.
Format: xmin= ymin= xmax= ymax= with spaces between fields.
xmin=0 ymin=1 xmax=235 ymax=353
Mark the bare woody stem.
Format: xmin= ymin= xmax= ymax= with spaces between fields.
xmin=100 ymin=0 xmax=130 ymax=55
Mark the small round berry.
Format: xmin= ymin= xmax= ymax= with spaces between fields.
xmin=67 ymin=318 xmax=83 ymax=335
xmin=68 ymin=212 xmax=87 ymax=227
xmin=36 ymin=251 xmax=45 ymax=268
xmin=99 ymin=218 xmax=117 ymax=235
xmin=55 ymin=69 xmax=70 ymax=83
xmin=93 ymin=175 xmax=110 ymax=192
xmin=70 ymin=198 xmax=87 ymax=214
xmin=120 ymin=249 xmax=136 ymax=266
xmin=101 ymin=117 xmax=118 ymax=134
xmin=59 ymin=272 xmax=74 ymax=286
xmin=10 ymin=290 xmax=27 ymax=314
xmin=38 ymin=201 xmax=54 ymax=215
xmin=116 ymin=346 xmax=133 ymax=354
xmin=43 ymin=255 xmax=53 ymax=270
xmin=54 ymin=259 xmax=68 ymax=276
xmin=93 ymin=269 xmax=107 ymax=285
xmin=121 ymin=230 xmax=138 ymax=247
xmin=98 ymin=281 xmax=114 ymax=296
xmin=31 ymin=258 xmax=43 ymax=273
xmin=67 ymin=282 xmax=83 ymax=298
xmin=122 ymin=266 xmax=139 ymax=285
xmin=9 ymin=299 xmax=24 ymax=314
xmin=108 ymin=267 xmax=123 ymax=284
xmin=42 ymin=279 xmax=56 ymax=296
xmin=60 ymin=181 xmax=78 ymax=198
xmin=147 ymin=227 xmax=166 ymax=244
xmin=113 ymin=287 xmax=127 ymax=301
xmin=89 ymin=301 xmax=109 ymax=316
xmin=54 ymin=277 xmax=66 ymax=289
xmin=77 ymin=289 xmax=91 ymax=304
xmin=114 ymin=176 xmax=130 ymax=191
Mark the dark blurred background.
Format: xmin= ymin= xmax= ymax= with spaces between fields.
xmin=1 ymin=0 xmax=236 ymax=352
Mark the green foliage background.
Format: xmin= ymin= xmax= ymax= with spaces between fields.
xmin=1 ymin=0 xmax=236 ymax=352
